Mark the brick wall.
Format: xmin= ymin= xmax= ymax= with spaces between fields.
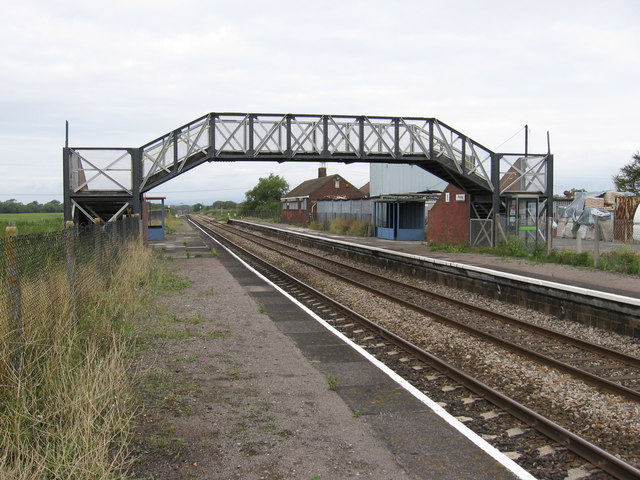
xmin=427 ymin=184 xmax=469 ymax=244
xmin=281 ymin=208 xmax=309 ymax=225
xmin=282 ymin=175 xmax=364 ymax=226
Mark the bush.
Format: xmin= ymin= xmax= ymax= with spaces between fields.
xmin=495 ymin=237 xmax=529 ymax=258
xmin=598 ymin=247 xmax=640 ymax=275
xmin=548 ymin=249 xmax=593 ymax=267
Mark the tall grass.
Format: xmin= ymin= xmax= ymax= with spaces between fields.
xmin=0 ymin=239 xmax=156 ymax=479
xmin=327 ymin=217 xmax=372 ymax=237
xmin=163 ymin=211 xmax=183 ymax=235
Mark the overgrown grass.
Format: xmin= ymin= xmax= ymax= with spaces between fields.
xmin=0 ymin=239 xmax=161 ymax=479
xmin=163 ymin=212 xmax=183 ymax=235
xmin=327 ymin=218 xmax=372 ymax=237
xmin=308 ymin=220 xmax=329 ymax=231
xmin=598 ymin=246 xmax=640 ymax=274
xmin=0 ymin=212 xmax=64 ymax=234
xmin=428 ymin=237 xmax=640 ymax=275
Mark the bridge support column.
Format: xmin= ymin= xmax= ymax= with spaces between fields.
xmin=546 ymin=154 xmax=554 ymax=254
xmin=63 ymin=147 xmax=72 ymax=222
xmin=491 ymin=153 xmax=501 ymax=247
xmin=132 ymin=147 xmax=143 ymax=217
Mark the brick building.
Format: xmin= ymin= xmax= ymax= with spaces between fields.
xmin=281 ymin=168 xmax=365 ymax=225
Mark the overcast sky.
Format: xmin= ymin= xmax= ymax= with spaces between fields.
xmin=1 ymin=0 xmax=638 ymax=205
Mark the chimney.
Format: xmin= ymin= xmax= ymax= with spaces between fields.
xmin=318 ymin=167 xmax=327 ymax=178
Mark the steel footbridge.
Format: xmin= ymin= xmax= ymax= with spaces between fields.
xmin=62 ymin=112 xmax=553 ymax=245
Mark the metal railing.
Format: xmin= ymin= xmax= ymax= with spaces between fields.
xmin=138 ymin=114 xmax=497 ymax=193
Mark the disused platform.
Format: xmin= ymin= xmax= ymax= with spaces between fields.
xmin=153 ymin=219 xmax=534 ymax=479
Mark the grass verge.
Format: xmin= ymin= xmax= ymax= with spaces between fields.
xmin=0 ymin=239 xmax=164 ymax=479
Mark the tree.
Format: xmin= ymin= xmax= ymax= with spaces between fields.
xmin=211 ymin=200 xmax=237 ymax=210
xmin=240 ymin=174 xmax=289 ymax=215
xmin=612 ymin=152 xmax=640 ymax=194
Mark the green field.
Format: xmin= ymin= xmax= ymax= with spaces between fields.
xmin=0 ymin=212 xmax=65 ymax=235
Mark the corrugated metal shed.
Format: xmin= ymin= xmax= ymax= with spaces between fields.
xmin=370 ymin=164 xmax=446 ymax=196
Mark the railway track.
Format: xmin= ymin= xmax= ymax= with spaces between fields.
xmin=189 ymin=215 xmax=640 ymax=479
xmin=197 ymin=216 xmax=640 ymax=402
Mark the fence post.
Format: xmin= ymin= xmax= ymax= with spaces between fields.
xmin=576 ymin=225 xmax=585 ymax=253
xmin=593 ymin=215 xmax=600 ymax=267
xmin=5 ymin=226 xmax=23 ymax=372
xmin=65 ymin=221 xmax=76 ymax=322
xmin=93 ymin=218 xmax=102 ymax=275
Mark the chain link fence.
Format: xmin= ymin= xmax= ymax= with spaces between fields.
xmin=0 ymin=216 xmax=140 ymax=372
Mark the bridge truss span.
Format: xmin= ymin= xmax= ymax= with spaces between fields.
xmin=63 ymin=111 xmax=553 ymax=247
xmin=137 ymin=113 xmax=499 ymax=193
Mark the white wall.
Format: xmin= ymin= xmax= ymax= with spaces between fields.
xmin=370 ymin=164 xmax=447 ymax=196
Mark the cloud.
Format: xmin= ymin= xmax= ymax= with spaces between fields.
xmin=1 ymin=0 xmax=639 ymax=203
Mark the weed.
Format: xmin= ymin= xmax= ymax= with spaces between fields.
xmin=353 ymin=410 xmax=362 ymax=418
xmin=150 ymin=434 xmax=186 ymax=459
xmin=210 ymin=250 xmax=219 ymax=258
xmin=329 ymin=217 xmax=352 ymax=235
xmin=327 ymin=217 xmax=372 ymax=237
xmin=258 ymin=303 xmax=267 ymax=314
xmin=190 ymin=313 xmax=204 ymax=325
xmin=598 ymin=246 xmax=640 ymax=274
xmin=428 ymin=237 xmax=639 ymax=276
xmin=208 ymin=330 xmax=230 ymax=339
xmin=427 ymin=241 xmax=468 ymax=253
xmin=148 ymin=263 xmax=193 ymax=291
xmin=194 ymin=254 xmax=202 ymax=258
xmin=155 ymin=329 xmax=194 ymax=340
xmin=494 ymin=237 xmax=529 ymax=258
xmin=548 ymin=249 xmax=592 ymax=267
xmin=312 ymin=476 xmax=321 ymax=480
xmin=325 ymin=374 xmax=339 ymax=391
xmin=186 ymin=251 xmax=191 ymax=259
xmin=175 ymin=354 xmax=199 ymax=364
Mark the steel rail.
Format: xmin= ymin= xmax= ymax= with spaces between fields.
xmin=226 ymin=218 xmax=640 ymax=366
xmin=203 ymin=216 xmax=640 ymax=402
xmin=190 ymin=215 xmax=640 ymax=480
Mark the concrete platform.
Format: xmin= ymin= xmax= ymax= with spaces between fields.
xmin=236 ymin=220 xmax=639 ymax=298
xmin=160 ymin=220 xmax=530 ymax=479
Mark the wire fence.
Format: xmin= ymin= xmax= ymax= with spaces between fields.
xmin=0 ymin=216 xmax=140 ymax=372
